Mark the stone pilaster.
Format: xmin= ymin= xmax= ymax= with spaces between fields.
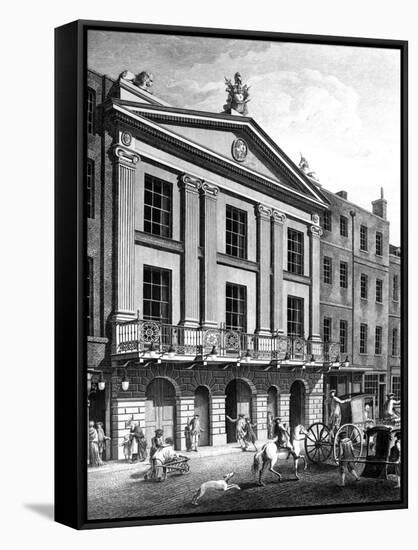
xmin=211 ymin=395 xmax=227 ymax=446
xmin=255 ymin=393 xmax=268 ymax=441
xmin=176 ymin=397 xmax=195 ymax=450
xmin=307 ymin=392 xmax=324 ymax=426
xmin=278 ymin=392 xmax=290 ymax=424
xmin=309 ymin=223 xmax=323 ymax=341
xmin=200 ymin=182 xmax=219 ymax=328
xmin=255 ymin=204 xmax=273 ymax=335
xmin=179 ymin=174 xmax=201 ymax=327
xmin=111 ymin=398 xmax=145 ymax=460
xmin=272 ymin=210 xmax=287 ymax=334
xmin=113 ymin=145 xmax=139 ymax=321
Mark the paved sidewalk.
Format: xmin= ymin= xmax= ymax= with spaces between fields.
xmin=89 ymin=441 xmax=263 ymax=474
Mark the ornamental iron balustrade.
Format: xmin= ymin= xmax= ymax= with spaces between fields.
xmin=114 ymin=319 xmax=340 ymax=363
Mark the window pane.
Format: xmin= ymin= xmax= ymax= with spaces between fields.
xmin=143 ymin=175 xmax=172 ymax=238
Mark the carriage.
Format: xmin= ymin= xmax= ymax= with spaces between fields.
xmin=304 ymin=393 xmax=378 ymax=464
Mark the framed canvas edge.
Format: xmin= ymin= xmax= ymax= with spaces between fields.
xmin=54 ymin=19 xmax=408 ymax=530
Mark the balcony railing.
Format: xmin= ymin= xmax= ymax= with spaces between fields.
xmin=114 ymin=320 xmax=341 ymax=364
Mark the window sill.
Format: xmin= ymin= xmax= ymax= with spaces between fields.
xmin=360 ymin=297 xmax=368 ymax=302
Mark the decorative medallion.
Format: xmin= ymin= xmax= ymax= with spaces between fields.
xmin=121 ymin=131 xmax=132 ymax=146
xmin=231 ymin=138 xmax=248 ymax=162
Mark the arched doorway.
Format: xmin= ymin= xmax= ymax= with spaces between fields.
xmin=225 ymin=379 xmax=252 ymax=443
xmin=267 ymin=386 xmax=278 ymax=438
xmin=289 ymin=380 xmax=306 ymax=431
xmin=194 ymin=386 xmax=210 ymax=446
xmin=145 ymin=378 xmax=176 ymax=447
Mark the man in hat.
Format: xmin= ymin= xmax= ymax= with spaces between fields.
xmin=188 ymin=414 xmax=204 ymax=452
xmin=88 ymin=420 xmax=100 ymax=467
xmin=337 ymin=430 xmax=360 ymax=486
xmin=272 ymin=417 xmax=294 ymax=453
xmin=226 ymin=413 xmax=248 ymax=450
xmin=383 ymin=393 xmax=401 ymax=423
xmin=329 ymin=390 xmax=351 ymax=437
xmin=96 ymin=421 xmax=111 ymax=464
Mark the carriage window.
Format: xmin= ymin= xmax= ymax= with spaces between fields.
xmin=226 ymin=205 xmax=247 ymax=259
xmin=360 ymin=323 xmax=368 ymax=354
xmin=226 ymin=283 xmax=247 ymax=332
xmin=287 ymin=296 xmax=304 ymax=337
xmin=143 ymin=266 xmax=171 ymax=324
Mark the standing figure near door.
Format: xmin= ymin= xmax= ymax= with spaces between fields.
xmin=188 ymin=414 xmax=204 ymax=452
xmin=329 ymin=390 xmax=351 ymax=437
xmin=226 ymin=414 xmax=248 ymax=450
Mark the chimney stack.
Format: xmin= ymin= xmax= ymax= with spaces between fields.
xmin=372 ymin=187 xmax=387 ymax=219
xmin=336 ymin=190 xmax=348 ymax=200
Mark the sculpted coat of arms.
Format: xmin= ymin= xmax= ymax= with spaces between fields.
xmin=224 ymin=72 xmax=251 ymax=116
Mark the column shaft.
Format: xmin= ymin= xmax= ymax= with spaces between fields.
xmin=256 ymin=204 xmax=272 ymax=335
xmin=272 ymin=211 xmax=286 ymax=333
xmin=309 ymin=223 xmax=323 ymax=340
xmin=200 ymin=182 xmax=219 ymax=327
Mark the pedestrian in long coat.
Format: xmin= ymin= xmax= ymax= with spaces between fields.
xmin=226 ymin=414 xmax=248 ymax=450
xmin=88 ymin=421 xmax=100 ymax=467
xmin=244 ymin=417 xmax=258 ymax=451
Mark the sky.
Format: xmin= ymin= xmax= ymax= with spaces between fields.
xmin=88 ymin=31 xmax=401 ymax=245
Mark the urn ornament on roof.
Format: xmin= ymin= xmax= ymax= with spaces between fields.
xmin=224 ymin=72 xmax=251 ymax=115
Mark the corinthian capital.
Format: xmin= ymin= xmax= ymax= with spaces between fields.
xmin=309 ymin=224 xmax=323 ymax=238
xmin=113 ymin=145 xmax=140 ymax=167
xmin=179 ymin=173 xmax=203 ymax=193
xmin=255 ymin=203 xmax=273 ymax=219
xmin=272 ymin=210 xmax=287 ymax=225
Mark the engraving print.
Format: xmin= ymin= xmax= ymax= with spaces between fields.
xmin=86 ymin=31 xmax=402 ymax=521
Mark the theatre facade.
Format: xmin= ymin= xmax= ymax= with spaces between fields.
xmin=87 ymin=69 xmax=364 ymax=459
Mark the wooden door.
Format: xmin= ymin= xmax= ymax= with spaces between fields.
xmin=225 ymin=379 xmax=252 ymax=443
xmin=145 ymin=378 xmax=176 ymax=447
xmin=194 ymin=386 xmax=209 ymax=446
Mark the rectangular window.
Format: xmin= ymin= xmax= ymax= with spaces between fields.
xmin=360 ymin=273 xmax=368 ymax=299
xmin=323 ymin=317 xmax=332 ymax=343
xmin=87 ymin=88 xmax=95 ymax=134
xmin=393 ymin=274 xmax=399 ymax=301
xmin=376 ymin=279 xmax=383 ymax=303
xmin=392 ymin=376 xmax=401 ymax=400
xmin=86 ymin=158 xmax=95 ymax=219
xmin=375 ymin=326 xmax=383 ymax=355
xmin=86 ymin=257 xmax=94 ymax=336
xmin=365 ymin=374 xmax=378 ymax=395
xmin=287 ymin=228 xmax=304 ymax=275
xmin=144 ymin=174 xmax=172 ymax=238
xmin=340 ymin=215 xmax=348 ymax=237
xmin=392 ymin=328 xmax=399 ymax=356
xmin=339 ymin=320 xmax=348 ymax=354
xmin=226 ymin=205 xmax=247 ymax=259
xmin=360 ymin=323 xmax=368 ymax=354
xmin=143 ymin=266 xmax=171 ymax=324
xmin=287 ymin=296 xmax=304 ymax=337
xmin=323 ymin=256 xmax=332 ymax=284
xmin=376 ymin=232 xmax=383 ymax=256
xmin=323 ymin=211 xmax=332 ymax=231
xmin=225 ymin=283 xmax=247 ymax=332
xmin=340 ymin=261 xmax=348 ymax=288
xmin=360 ymin=225 xmax=368 ymax=251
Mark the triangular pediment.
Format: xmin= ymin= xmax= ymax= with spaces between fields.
xmin=112 ymin=100 xmax=328 ymax=206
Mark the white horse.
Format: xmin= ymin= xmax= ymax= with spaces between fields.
xmin=252 ymin=424 xmax=308 ymax=486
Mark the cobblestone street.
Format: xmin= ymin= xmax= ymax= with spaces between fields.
xmin=88 ymin=447 xmax=400 ymax=520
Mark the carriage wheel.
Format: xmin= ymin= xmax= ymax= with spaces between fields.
xmin=304 ymin=422 xmax=333 ymax=463
xmin=334 ymin=424 xmax=363 ymax=462
xmin=181 ymin=462 xmax=190 ymax=474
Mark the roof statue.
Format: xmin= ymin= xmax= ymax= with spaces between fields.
xmin=299 ymin=153 xmax=320 ymax=182
xmin=118 ymin=70 xmax=154 ymax=94
xmin=224 ymin=72 xmax=250 ymax=116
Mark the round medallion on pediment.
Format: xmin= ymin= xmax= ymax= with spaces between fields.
xmin=231 ymin=138 xmax=248 ymax=162
xmin=121 ymin=131 xmax=132 ymax=146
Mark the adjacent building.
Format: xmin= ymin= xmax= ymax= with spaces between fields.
xmin=86 ymin=68 xmax=401 ymax=459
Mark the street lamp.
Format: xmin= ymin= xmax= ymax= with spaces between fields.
xmin=342 ymin=356 xmax=350 ymax=368
xmin=208 ymin=346 xmax=218 ymax=361
xmin=121 ymin=369 xmax=130 ymax=392
xmin=244 ymin=349 xmax=251 ymax=363
xmin=167 ymin=344 xmax=176 ymax=359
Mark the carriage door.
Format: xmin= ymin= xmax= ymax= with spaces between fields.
xmin=145 ymin=378 xmax=176 ymax=447
xmin=194 ymin=386 xmax=210 ymax=446
xmin=225 ymin=379 xmax=252 ymax=443
xmin=289 ymin=381 xmax=306 ymax=431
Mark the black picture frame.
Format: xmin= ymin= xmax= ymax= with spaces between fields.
xmin=55 ymin=19 xmax=408 ymax=530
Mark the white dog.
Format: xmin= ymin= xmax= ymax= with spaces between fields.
xmin=192 ymin=472 xmax=240 ymax=505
